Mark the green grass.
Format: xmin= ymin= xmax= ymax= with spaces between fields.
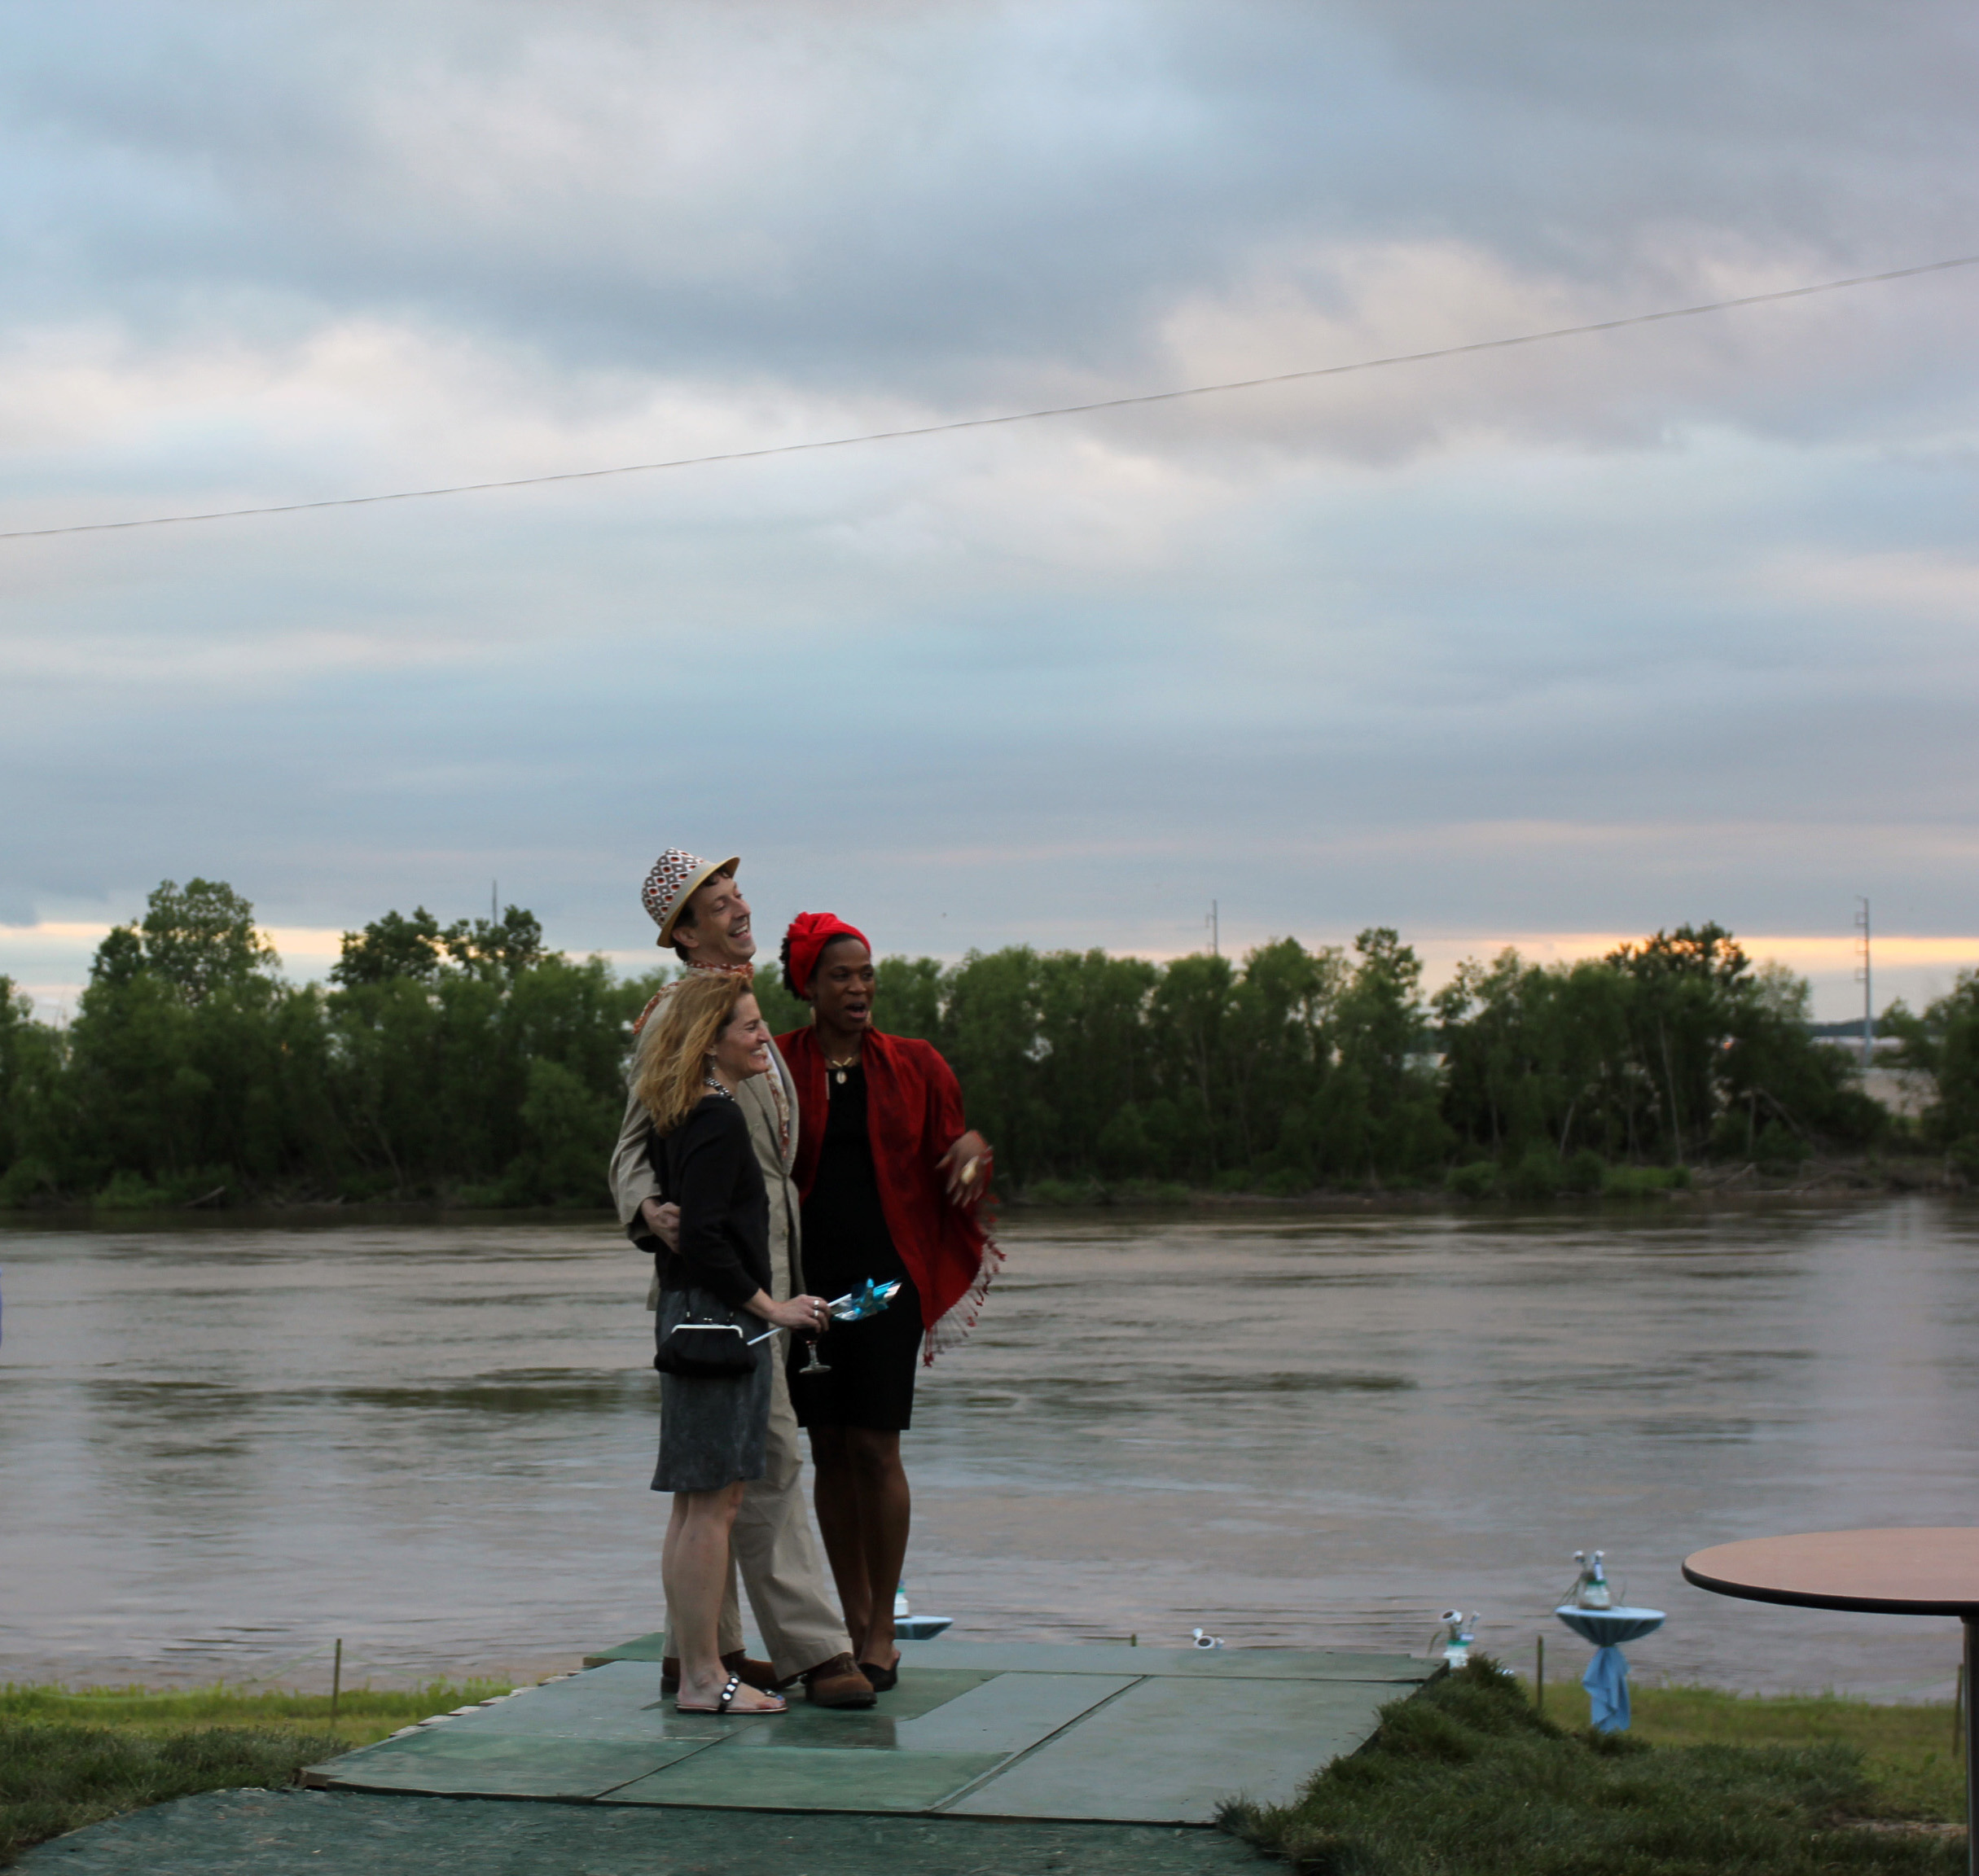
xmin=1222 ymin=1659 xmax=1964 ymax=1875
xmin=1526 ymin=1679 xmax=1966 ymax=1824
xmin=1445 ymin=1159 xmax=1694 ymax=1200
xmin=1600 ymin=1163 xmax=1692 ymax=1196
xmin=0 ymin=1679 xmax=515 ymax=1865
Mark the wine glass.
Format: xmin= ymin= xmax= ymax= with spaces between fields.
xmin=795 ymin=1279 xmax=902 ymax=1378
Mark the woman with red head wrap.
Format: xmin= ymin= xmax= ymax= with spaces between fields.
xmin=776 ymin=913 xmax=997 ymax=1692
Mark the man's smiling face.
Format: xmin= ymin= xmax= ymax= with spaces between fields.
xmin=674 ymin=870 xmax=755 ymax=965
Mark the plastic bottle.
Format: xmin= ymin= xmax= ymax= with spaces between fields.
xmin=1583 ymin=1550 xmax=1613 ymax=1611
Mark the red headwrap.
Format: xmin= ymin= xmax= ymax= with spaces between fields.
xmin=784 ymin=912 xmax=871 ymax=997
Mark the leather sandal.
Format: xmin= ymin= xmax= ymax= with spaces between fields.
xmin=676 ymin=1672 xmax=788 ymax=1716
xmin=661 ymin=1650 xmax=779 ymax=1697
xmin=797 ymin=1652 xmax=876 ymax=1708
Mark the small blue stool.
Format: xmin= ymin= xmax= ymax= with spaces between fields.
xmin=1552 ymin=1606 xmax=1665 ymax=1730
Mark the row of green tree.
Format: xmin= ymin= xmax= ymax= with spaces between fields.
xmin=0 ymin=879 xmax=1964 ymax=1210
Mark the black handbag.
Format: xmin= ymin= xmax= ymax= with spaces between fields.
xmin=654 ymin=1286 xmax=762 ymax=1379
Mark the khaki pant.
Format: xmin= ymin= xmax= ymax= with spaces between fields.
xmin=666 ymin=1347 xmax=848 ymax=1681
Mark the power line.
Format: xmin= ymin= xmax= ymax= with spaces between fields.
xmin=6 ymin=251 xmax=1977 ymax=542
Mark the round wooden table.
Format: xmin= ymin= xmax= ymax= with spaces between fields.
xmin=1683 ymin=1528 xmax=1979 ymax=1869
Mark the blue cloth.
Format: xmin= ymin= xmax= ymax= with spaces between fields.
xmin=1582 ymin=1645 xmax=1630 ymax=1729
xmin=1553 ymin=1607 xmax=1665 ymax=1732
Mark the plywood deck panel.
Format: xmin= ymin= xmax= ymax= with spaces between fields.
xmin=941 ymin=1674 xmax=1399 ymax=1823
xmin=304 ymin=1642 xmax=1429 ymax=1824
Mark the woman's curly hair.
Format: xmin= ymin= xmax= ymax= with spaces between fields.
xmin=632 ymin=972 xmax=752 ymax=1134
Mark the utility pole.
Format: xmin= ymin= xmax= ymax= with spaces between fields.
xmin=491 ymin=879 xmax=498 ymax=927
xmin=1854 ymin=897 xmax=1873 ymax=1072
xmin=1207 ymin=900 xmax=1219 ymax=958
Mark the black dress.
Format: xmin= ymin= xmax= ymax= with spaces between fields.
xmin=650 ymin=1094 xmax=773 ymax=1492
xmin=790 ymin=1063 xmax=924 ymax=1431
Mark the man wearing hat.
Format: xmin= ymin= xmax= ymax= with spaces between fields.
xmin=610 ymin=849 xmax=874 ymax=1710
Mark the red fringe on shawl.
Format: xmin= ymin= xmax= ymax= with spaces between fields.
xmin=778 ymin=1026 xmax=1002 ymax=1362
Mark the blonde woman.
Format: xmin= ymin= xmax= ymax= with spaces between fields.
xmin=635 ymin=973 xmax=834 ymax=1716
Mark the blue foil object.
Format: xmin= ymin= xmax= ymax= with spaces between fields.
xmin=1552 ymin=1606 xmax=1665 ymax=1732
xmin=828 ymin=1278 xmax=903 ymax=1322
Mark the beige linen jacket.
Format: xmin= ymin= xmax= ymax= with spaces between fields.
xmin=610 ymin=1040 xmax=802 ymax=1310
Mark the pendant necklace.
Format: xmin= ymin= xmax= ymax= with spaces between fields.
xmin=824 ymin=1050 xmax=858 ymax=1086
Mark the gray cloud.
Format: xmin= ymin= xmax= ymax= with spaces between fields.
xmin=8 ymin=2 xmax=1979 ymax=392
xmin=3 ymin=0 xmax=1977 ymax=1016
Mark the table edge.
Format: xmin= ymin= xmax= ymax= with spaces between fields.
xmin=1681 ymin=1559 xmax=1979 ymax=1618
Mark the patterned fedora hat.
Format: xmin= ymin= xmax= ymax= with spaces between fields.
xmin=641 ymin=848 xmax=742 ymax=945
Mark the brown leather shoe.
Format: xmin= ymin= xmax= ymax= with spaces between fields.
xmin=660 ymin=1650 xmax=779 ymax=1697
xmin=797 ymin=1652 xmax=876 ymax=1708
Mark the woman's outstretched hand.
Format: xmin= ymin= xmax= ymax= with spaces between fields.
xmin=747 ymin=1291 xmax=836 ymax=1334
xmin=938 ymin=1131 xmax=993 ymax=1205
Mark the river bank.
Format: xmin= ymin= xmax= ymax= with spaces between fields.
xmin=1026 ymin=1152 xmax=1964 ymax=1208
xmin=0 ymin=1151 xmax=1963 ymax=1225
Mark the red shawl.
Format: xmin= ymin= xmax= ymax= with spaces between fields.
xmin=777 ymin=1026 xmax=1000 ymax=1361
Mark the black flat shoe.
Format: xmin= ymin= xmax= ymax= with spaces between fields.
xmin=858 ymin=1659 xmax=899 ymax=1694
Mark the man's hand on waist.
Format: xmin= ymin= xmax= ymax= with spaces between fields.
xmin=639 ymin=1198 xmax=681 ymax=1252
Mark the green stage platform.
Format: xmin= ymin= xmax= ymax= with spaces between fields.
xmin=302 ymin=1640 xmax=1437 ymax=1826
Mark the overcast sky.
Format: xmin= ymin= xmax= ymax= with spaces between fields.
xmin=5 ymin=0 xmax=1977 ymax=1016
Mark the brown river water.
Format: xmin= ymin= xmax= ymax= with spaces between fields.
xmin=2 ymin=1199 xmax=1977 ymax=1698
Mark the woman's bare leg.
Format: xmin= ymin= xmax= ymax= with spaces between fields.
xmin=665 ymin=1484 xmax=782 ymax=1711
xmin=661 ymin=1491 xmax=690 ymax=1588
xmin=809 ymin=1427 xmax=875 ymax=1649
xmin=840 ymin=1428 xmax=911 ymax=1670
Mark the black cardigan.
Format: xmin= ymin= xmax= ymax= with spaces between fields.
xmin=652 ymin=1094 xmax=772 ymax=1313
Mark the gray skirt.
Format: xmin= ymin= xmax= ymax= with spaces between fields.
xmin=651 ymin=1291 xmax=772 ymax=1494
